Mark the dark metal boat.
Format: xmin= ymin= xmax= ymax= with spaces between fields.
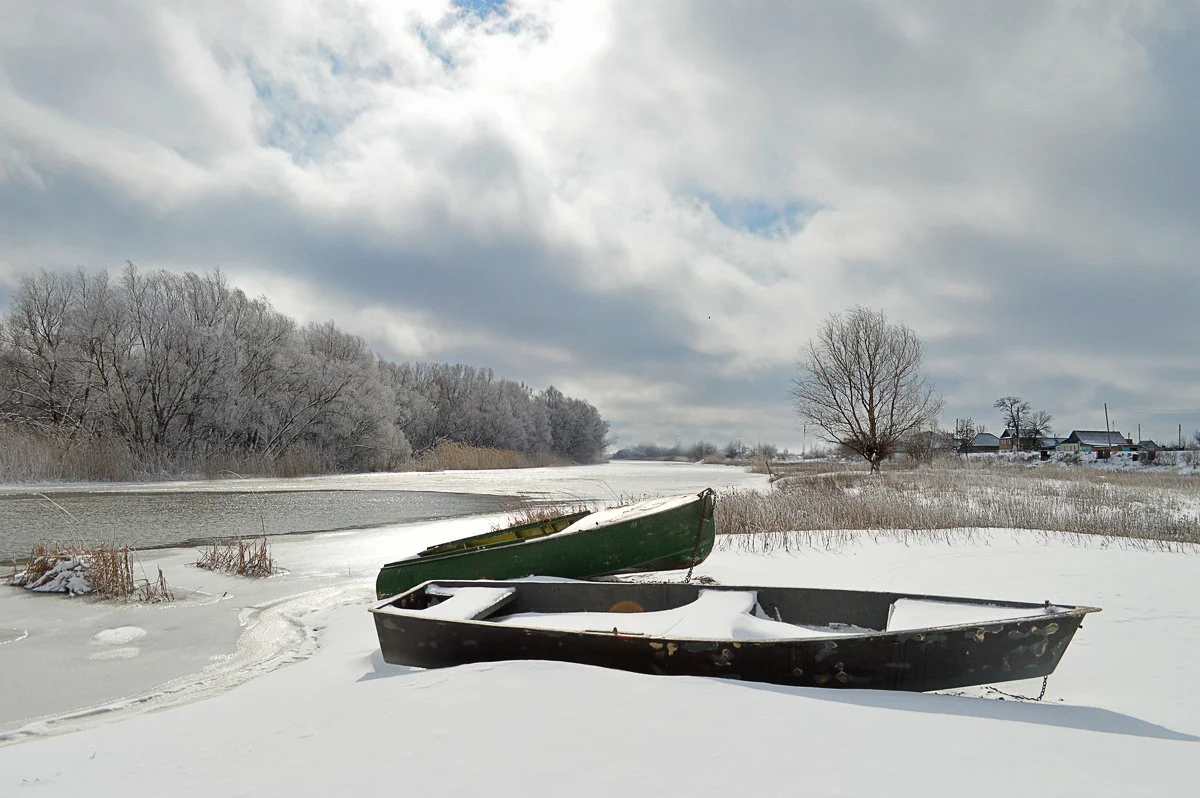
xmin=370 ymin=578 xmax=1099 ymax=692
xmin=375 ymin=490 xmax=716 ymax=599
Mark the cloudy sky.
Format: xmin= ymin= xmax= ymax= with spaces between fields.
xmin=2 ymin=0 xmax=1199 ymax=452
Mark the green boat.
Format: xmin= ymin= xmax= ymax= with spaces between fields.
xmin=375 ymin=489 xmax=716 ymax=599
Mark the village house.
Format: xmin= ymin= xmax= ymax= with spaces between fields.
xmin=1056 ymin=430 xmax=1134 ymax=455
xmin=960 ymin=432 xmax=1000 ymax=453
xmin=997 ymin=429 xmax=1064 ymax=452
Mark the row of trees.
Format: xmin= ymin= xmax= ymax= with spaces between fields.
xmin=612 ymin=440 xmax=784 ymax=462
xmin=0 ymin=266 xmax=609 ymax=475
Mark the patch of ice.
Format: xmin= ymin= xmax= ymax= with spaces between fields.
xmin=0 ymin=628 xmax=28 ymax=646
xmin=92 ymin=627 xmax=147 ymax=646
xmin=88 ymin=648 xmax=141 ymax=661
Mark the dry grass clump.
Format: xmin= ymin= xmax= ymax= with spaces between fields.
xmin=491 ymin=501 xmax=596 ymax=531
xmin=0 ymin=426 xmax=137 ymax=483
xmin=0 ymin=423 xmax=335 ymax=482
xmin=417 ymin=441 xmax=570 ymax=471
xmin=195 ymin=537 xmax=275 ymax=578
xmin=747 ymin=459 xmax=867 ymax=479
xmin=716 ymin=466 xmax=1200 ymax=551
xmin=9 ymin=540 xmax=173 ymax=601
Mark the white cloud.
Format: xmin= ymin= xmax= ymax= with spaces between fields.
xmin=2 ymin=0 xmax=1199 ymax=446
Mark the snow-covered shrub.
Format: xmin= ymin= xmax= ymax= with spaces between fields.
xmin=10 ymin=541 xmax=173 ymax=601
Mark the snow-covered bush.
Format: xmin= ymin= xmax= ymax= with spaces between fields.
xmin=10 ymin=541 xmax=173 ymax=601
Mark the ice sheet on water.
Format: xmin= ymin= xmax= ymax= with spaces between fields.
xmin=91 ymin=627 xmax=147 ymax=645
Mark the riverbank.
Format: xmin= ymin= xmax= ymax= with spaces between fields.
xmin=3 ymin=520 xmax=1197 ymax=795
xmin=0 ymin=463 xmax=768 ymax=729
xmin=0 ymin=461 xmax=761 ymax=564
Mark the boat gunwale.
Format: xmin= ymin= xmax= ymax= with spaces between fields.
xmin=413 ymin=509 xmax=594 ymax=559
xmin=369 ymin=579 xmax=1101 ymax=644
xmin=379 ymin=492 xmax=709 ymax=569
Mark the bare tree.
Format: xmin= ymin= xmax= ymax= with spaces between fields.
xmin=993 ymin=396 xmax=1053 ymax=450
xmin=1024 ymin=409 xmax=1054 ymax=442
xmin=953 ymin=417 xmax=977 ymax=454
xmin=993 ymin=396 xmax=1031 ymax=442
xmin=790 ymin=307 xmax=943 ymax=474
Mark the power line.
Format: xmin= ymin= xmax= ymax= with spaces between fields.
xmin=1047 ymin=405 xmax=1200 ymax=418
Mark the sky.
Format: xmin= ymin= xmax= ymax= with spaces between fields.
xmin=2 ymin=0 xmax=1199 ymax=453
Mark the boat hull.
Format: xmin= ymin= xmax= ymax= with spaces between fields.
xmin=370 ymin=580 xmax=1098 ymax=692
xmin=375 ymin=491 xmax=716 ymax=600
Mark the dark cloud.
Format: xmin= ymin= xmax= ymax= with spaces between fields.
xmin=2 ymin=0 xmax=1199 ymax=449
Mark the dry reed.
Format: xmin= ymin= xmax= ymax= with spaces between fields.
xmin=9 ymin=540 xmax=173 ymax=601
xmin=417 ymin=441 xmax=570 ymax=471
xmin=490 ymin=501 xmax=597 ymax=531
xmin=716 ymin=465 xmax=1200 ymax=551
xmin=195 ymin=537 xmax=275 ymax=578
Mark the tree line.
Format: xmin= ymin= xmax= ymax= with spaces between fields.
xmin=612 ymin=440 xmax=784 ymax=462
xmin=0 ymin=266 xmax=609 ymax=477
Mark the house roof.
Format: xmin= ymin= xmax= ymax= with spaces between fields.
xmin=1001 ymin=428 xmax=1052 ymax=439
xmin=1063 ymin=430 xmax=1128 ymax=447
xmin=971 ymin=433 xmax=1000 ymax=446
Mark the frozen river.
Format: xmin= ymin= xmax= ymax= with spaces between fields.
xmin=0 ymin=489 xmax=514 ymax=564
xmin=0 ymin=461 xmax=759 ymax=563
xmin=0 ymin=461 xmax=767 ymax=734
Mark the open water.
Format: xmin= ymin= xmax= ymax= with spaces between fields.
xmin=0 ymin=489 xmax=515 ymax=563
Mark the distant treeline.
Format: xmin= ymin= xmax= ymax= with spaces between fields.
xmin=0 ymin=266 xmax=608 ymax=479
xmin=613 ymin=440 xmax=783 ymax=462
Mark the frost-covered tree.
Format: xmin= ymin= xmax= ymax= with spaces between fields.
xmin=1 ymin=265 xmax=611 ymax=475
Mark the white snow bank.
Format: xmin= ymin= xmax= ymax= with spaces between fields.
xmin=1 ymin=603 xmax=1193 ymax=798
xmin=0 ymin=464 xmax=1197 ymax=797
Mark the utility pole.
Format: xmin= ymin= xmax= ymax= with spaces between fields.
xmin=1104 ymin=403 xmax=1110 ymax=436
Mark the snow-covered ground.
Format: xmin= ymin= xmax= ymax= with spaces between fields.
xmin=2 ymin=462 xmax=1197 ymax=796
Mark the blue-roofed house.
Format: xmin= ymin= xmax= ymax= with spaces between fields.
xmin=961 ymin=432 xmax=1001 ymax=453
xmin=1056 ymin=430 xmax=1133 ymax=453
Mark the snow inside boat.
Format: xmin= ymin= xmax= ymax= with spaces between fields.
xmin=370 ymin=579 xmax=1099 ymax=692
